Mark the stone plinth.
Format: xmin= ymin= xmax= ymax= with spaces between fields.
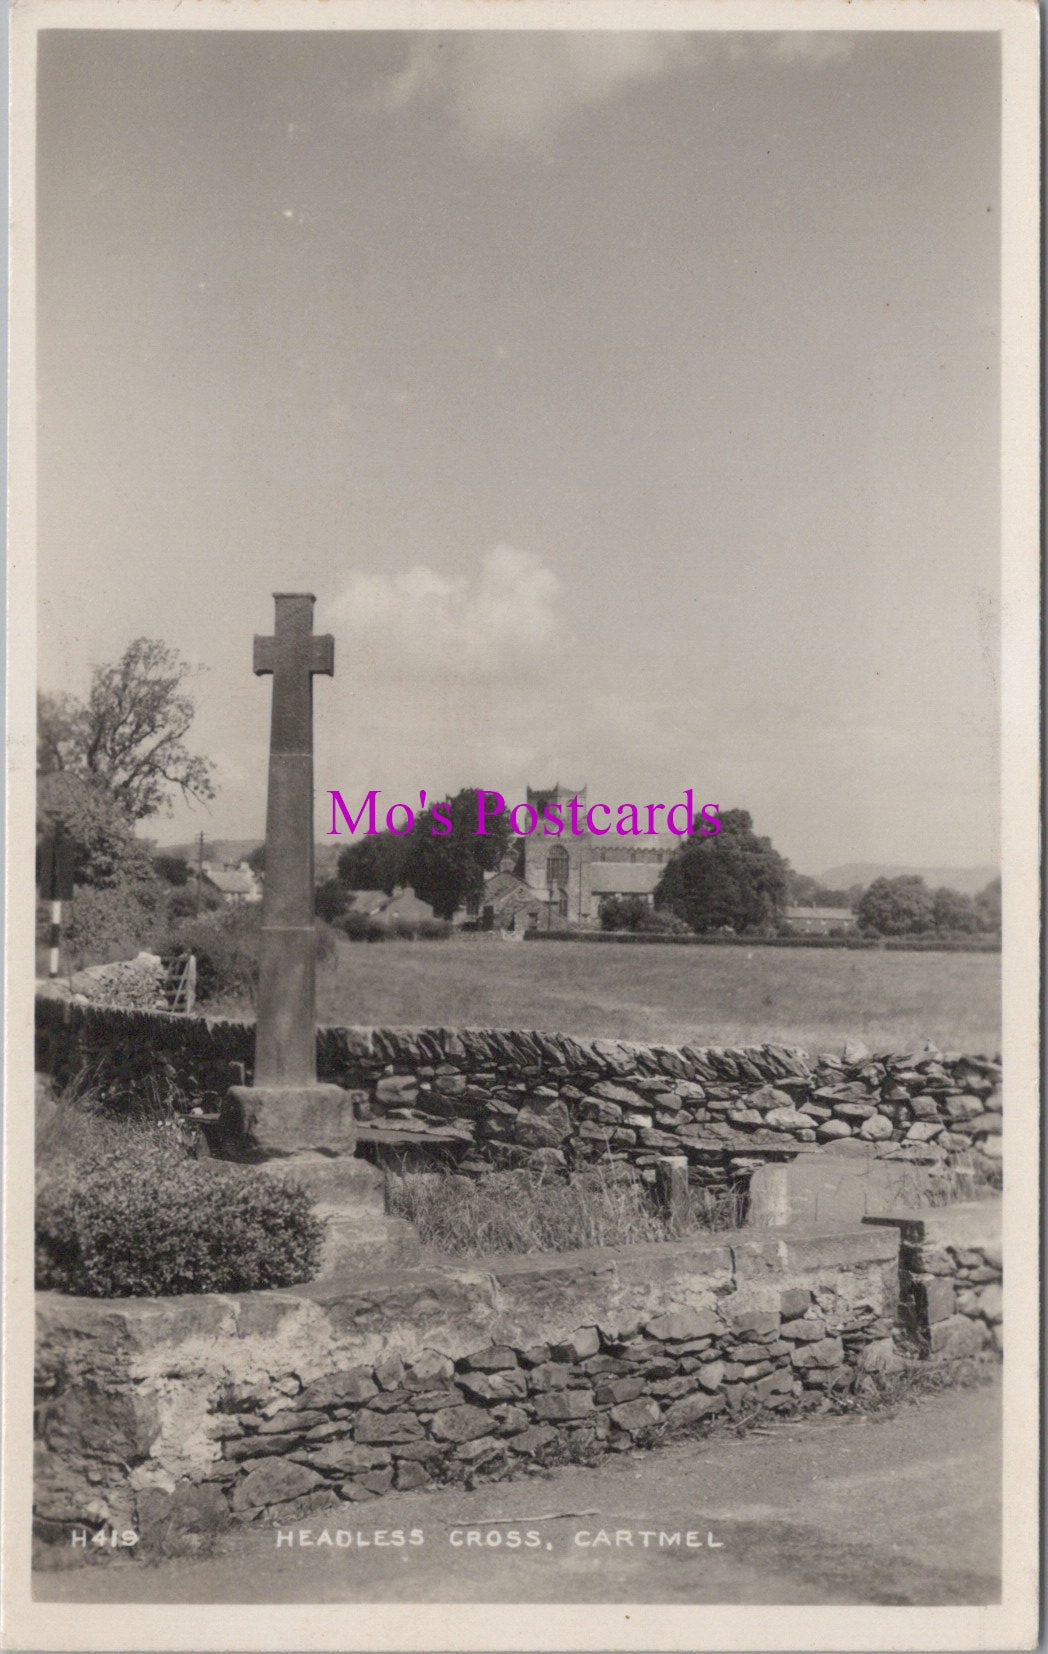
xmin=219 ymin=1084 xmax=360 ymax=1160
xmin=219 ymin=1090 xmax=420 ymax=1277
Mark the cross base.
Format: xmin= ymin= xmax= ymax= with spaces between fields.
xmin=219 ymin=1084 xmax=360 ymax=1159
xmin=217 ymin=1086 xmax=421 ymax=1278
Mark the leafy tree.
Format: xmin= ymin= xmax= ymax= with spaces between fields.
xmin=37 ymin=772 xmax=157 ymax=890
xmin=600 ymin=895 xmax=689 ymax=934
xmin=855 ymin=875 xmax=935 ymax=936
xmin=154 ymin=854 xmax=190 ymax=887
xmin=931 ymin=885 xmax=980 ymax=934
xmin=246 ymin=843 xmax=266 ymax=877
xmin=336 ymin=787 xmax=518 ymax=920
xmin=38 ymin=638 xmax=216 ymax=821
xmin=315 ymin=877 xmax=350 ymax=924
xmin=337 ymin=832 xmax=408 ymax=895
xmin=785 ymin=870 xmax=857 ymax=909
xmin=973 ymin=877 xmax=1001 ymax=934
xmin=656 ymin=809 xmax=790 ymax=934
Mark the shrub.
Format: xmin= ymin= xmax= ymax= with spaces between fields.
xmin=389 ymin=916 xmax=452 ymax=940
xmin=159 ymin=907 xmax=260 ymax=1004
xmin=36 ymin=1147 xmax=324 ymax=1296
xmin=63 ymin=879 xmax=167 ymax=968
xmin=337 ymin=910 xmax=387 ymax=943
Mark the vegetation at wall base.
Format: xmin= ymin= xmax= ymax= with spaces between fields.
xmin=386 ymin=1163 xmax=745 ymax=1256
xmin=36 ymin=1106 xmax=323 ymax=1296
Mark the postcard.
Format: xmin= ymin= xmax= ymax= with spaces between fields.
xmin=2 ymin=1 xmax=1040 ymax=1649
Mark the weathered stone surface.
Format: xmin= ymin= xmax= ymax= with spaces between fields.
xmin=609 ymin=1398 xmax=661 ymax=1433
xmin=297 ymin=1370 xmax=378 ymax=1411
xmin=791 ymin=1337 xmax=844 ymax=1369
xmin=457 ymin=1371 xmax=528 ymax=1403
xmin=594 ymin=1376 xmax=646 ymax=1406
xmin=300 ymin=1442 xmax=391 ymax=1475
xmin=929 ymin=1315 xmax=987 ymax=1358
xmin=462 ymin=1346 xmax=519 ymax=1373
xmin=665 ymin=1391 xmax=727 ymax=1427
xmin=353 ymin=1411 xmax=423 ymax=1444
xmin=550 ymin=1328 xmax=600 ymax=1362
xmin=644 ymin=1309 xmax=720 ymax=1342
xmin=429 ymin=1405 xmax=492 ymax=1442
xmin=533 ymin=1391 xmax=594 ymax=1421
xmin=780 ymin=1318 xmax=828 ymax=1343
xmin=232 ymin=1459 xmax=325 ymax=1513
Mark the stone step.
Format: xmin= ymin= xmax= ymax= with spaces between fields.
xmin=317 ymin=1212 xmax=422 ymax=1277
xmin=256 ymin=1154 xmax=388 ymax=1216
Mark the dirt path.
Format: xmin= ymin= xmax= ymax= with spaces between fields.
xmin=36 ymin=1379 xmax=1000 ymax=1607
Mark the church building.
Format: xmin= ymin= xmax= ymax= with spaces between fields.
xmin=457 ymin=782 xmax=681 ymax=931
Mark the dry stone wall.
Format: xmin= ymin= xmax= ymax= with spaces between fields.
xmin=867 ymin=1204 xmax=1003 ymax=1361
xmin=35 ymin=1226 xmax=905 ymax=1533
xmin=36 ymin=998 xmax=1002 ymax=1191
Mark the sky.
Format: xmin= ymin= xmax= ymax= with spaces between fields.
xmin=36 ymin=26 xmax=1001 ymax=875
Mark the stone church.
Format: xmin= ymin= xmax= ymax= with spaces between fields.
xmin=464 ymin=782 xmax=678 ymax=930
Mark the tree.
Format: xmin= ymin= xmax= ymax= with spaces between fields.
xmin=315 ymin=877 xmax=350 ymax=924
xmin=337 ymin=832 xmax=408 ymax=895
xmin=974 ymin=877 xmax=1001 ymax=934
xmin=335 ymin=786 xmax=518 ymax=920
xmin=245 ymin=843 xmax=266 ymax=878
xmin=855 ymin=875 xmax=935 ymax=936
xmin=38 ymin=638 xmax=216 ymax=821
xmin=154 ymin=854 xmax=190 ymax=887
xmin=931 ymin=885 xmax=980 ymax=934
xmin=656 ymin=809 xmax=790 ymax=934
xmin=37 ymin=772 xmax=157 ymax=890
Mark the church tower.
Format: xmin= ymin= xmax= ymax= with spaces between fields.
xmin=523 ymin=782 xmax=588 ymax=922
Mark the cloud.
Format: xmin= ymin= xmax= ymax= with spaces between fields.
xmin=332 ymin=544 xmax=560 ymax=680
xmin=377 ymin=32 xmax=702 ymax=146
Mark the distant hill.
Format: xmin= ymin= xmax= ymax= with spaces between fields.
xmin=157 ymin=838 xmax=261 ymax=866
xmin=818 ymin=863 xmax=998 ymax=897
xmin=156 ymin=837 xmax=343 ymax=879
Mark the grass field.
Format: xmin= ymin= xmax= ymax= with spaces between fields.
xmin=313 ymin=936 xmax=1000 ymax=1055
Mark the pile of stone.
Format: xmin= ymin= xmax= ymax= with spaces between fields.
xmin=65 ymin=953 xmax=168 ymax=1012
xmin=210 ymin=1292 xmax=900 ymax=1523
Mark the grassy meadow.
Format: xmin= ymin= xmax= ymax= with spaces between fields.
xmin=313 ymin=936 xmax=1000 ymax=1057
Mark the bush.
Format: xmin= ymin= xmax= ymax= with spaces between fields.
xmin=62 ymin=879 xmax=167 ymax=968
xmin=599 ymin=896 xmax=688 ymax=934
xmin=337 ymin=909 xmax=387 ymax=943
xmin=161 ymin=907 xmax=260 ymax=1005
xmin=36 ymin=1138 xmax=324 ymax=1296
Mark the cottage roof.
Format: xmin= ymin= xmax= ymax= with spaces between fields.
xmin=203 ymin=867 xmax=255 ymax=895
xmin=784 ymin=906 xmax=855 ymax=922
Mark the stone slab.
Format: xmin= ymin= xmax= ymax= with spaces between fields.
xmin=747 ymin=1152 xmax=935 ymax=1229
xmin=219 ymin=1084 xmax=360 ymax=1158
xmin=318 ymin=1213 xmax=422 ymax=1276
xmin=256 ymin=1154 xmax=386 ymax=1215
xmin=863 ymin=1201 xmax=1002 ymax=1249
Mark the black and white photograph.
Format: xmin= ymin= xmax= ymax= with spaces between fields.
xmin=2 ymin=2 xmax=1040 ymax=1650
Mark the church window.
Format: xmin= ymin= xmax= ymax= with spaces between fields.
xmin=546 ymin=845 xmax=570 ymax=889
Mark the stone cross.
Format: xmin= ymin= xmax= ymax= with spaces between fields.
xmin=252 ymin=593 xmax=333 ymax=1086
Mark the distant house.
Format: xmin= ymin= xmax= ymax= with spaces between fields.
xmin=456 ymin=870 xmax=547 ymax=932
xmin=784 ymin=905 xmax=856 ymax=935
xmin=589 ymin=861 xmax=664 ymax=917
xmin=200 ymin=862 xmax=261 ymax=904
xmin=344 ymin=887 xmax=438 ymax=927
